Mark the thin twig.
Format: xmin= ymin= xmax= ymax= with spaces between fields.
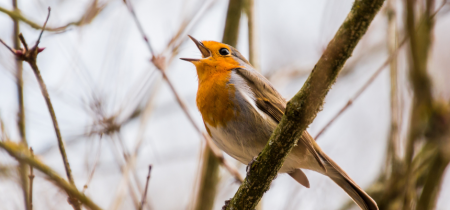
xmin=18 ymin=34 xmax=28 ymax=51
xmin=139 ymin=165 xmax=152 ymax=210
xmin=0 ymin=39 xmax=16 ymax=54
xmin=108 ymin=135 xmax=141 ymax=210
xmin=314 ymin=36 xmax=408 ymax=140
xmin=124 ymin=0 xmax=244 ymax=183
xmin=124 ymin=0 xmax=154 ymax=55
xmin=28 ymin=148 xmax=35 ymax=210
xmin=35 ymin=8 xmax=51 ymax=47
xmin=82 ymin=135 xmax=103 ymax=194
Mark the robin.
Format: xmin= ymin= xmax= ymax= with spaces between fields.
xmin=181 ymin=35 xmax=378 ymax=210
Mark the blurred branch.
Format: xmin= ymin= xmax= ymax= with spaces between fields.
xmin=416 ymin=102 xmax=450 ymax=210
xmin=194 ymin=147 xmax=221 ymax=210
xmin=108 ymin=135 xmax=142 ymax=210
xmin=28 ymin=148 xmax=35 ymax=210
xmin=402 ymin=0 xmax=435 ymax=208
xmin=124 ymin=0 xmax=154 ymax=55
xmin=0 ymin=8 xmax=80 ymax=210
xmin=416 ymin=145 xmax=450 ymax=209
xmin=225 ymin=0 xmax=385 ymax=209
xmin=82 ymin=136 xmax=103 ymax=194
xmin=12 ymin=0 xmax=30 ymax=209
xmin=314 ymin=36 xmax=408 ymax=140
xmin=0 ymin=0 xmax=106 ymax=32
xmin=222 ymin=0 xmax=244 ymax=46
xmin=244 ymin=0 xmax=260 ymax=71
xmin=0 ymin=141 xmax=102 ymax=210
xmin=386 ymin=0 xmax=400 ymax=176
xmin=342 ymin=1 xmax=450 ymax=209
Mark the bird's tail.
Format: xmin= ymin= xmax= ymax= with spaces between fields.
xmin=319 ymin=152 xmax=378 ymax=210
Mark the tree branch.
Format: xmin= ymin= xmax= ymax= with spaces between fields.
xmin=0 ymin=0 xmax=106 ymax=32
xmin=224 ymin=0 xmax=385 ymax=208
xmin=28 ymin=148 xmax=35 ymax=210
xmin=222 ymin=0 xmax=244 ymax=46
xmin=244 ymin=0 xmax=260 ymax=71
xmin=314 ymin=36 xmax=408 ymax=140
xmin=0 ymin=141 xmax=102 ymax=210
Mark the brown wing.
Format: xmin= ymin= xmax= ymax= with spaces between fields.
xmin=234 ymin=68 xmax=286 ymax=123
xmin=234 ymin=68 xmax=326 ymax=171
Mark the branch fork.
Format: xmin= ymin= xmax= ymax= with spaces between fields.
xmin=0 ymin=7 xmax=50 ymax=63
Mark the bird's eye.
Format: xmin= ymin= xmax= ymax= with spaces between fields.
xmin=219 ymin=48 xmax=230 ymax=56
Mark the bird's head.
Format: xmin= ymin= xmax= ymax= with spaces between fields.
xmin=181 ymin=35 xmax=250 ymax=81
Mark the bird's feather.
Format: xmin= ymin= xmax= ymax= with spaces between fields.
xmin=233 ymin=67 xmax=326 ymax=172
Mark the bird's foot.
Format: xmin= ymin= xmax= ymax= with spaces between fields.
xmin=246 ymin=156 xmax=258 ymax=174
xmin=221 ymin=199 xmax=230 ymax=210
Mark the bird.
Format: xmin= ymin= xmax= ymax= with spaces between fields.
xmin=181 ymin=35 xmax=378 ymax=210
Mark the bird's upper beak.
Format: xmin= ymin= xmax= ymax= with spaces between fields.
xmin=180 ymin=35 xmax=211 ymax=62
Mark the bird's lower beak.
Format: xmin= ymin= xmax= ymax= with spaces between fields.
xmin=180 ymin=35 xmax=211 ymax=62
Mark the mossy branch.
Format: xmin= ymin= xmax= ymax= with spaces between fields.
xmin=224 ymin=0 xmax=385 ymax=209
xmin=0 ymin=141 xmax=102 ymax=210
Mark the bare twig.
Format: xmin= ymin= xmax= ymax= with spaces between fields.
xmin=82 ymin=136 xmax=103 ymax=194
xmin=0 ymin=39 xmax=16 ymax=53
xmin=108 ymin=135 xmax=141 ymax=210
xmin=314 ymin=36 xmax=408 ymax=140
xmin=28 ymin=148 xmax=35 ymax=210
xmin=139 ymin=165 xmax=152 ymax=210
xmin=124 ymin=0 xmax=154 ymax=55
xmin=0 ymin=141 xmax=102 ymax=210
xmin=124 ymin=0 xmax=244 ymax=183
xmin=0 ymin=8 xmax=80 ymax=210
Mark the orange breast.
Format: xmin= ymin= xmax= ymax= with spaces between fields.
xmin=196 ymin=71 xmax=239 ymax=127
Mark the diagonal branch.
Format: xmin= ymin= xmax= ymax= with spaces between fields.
xmin=0 ymin=141 xmax=102 ymax=210
xmin=314 ymin=36 xmax=408 ymax=140
xmin=224 ymin=0 xmax=386 ymax=209
xmin=0 ymin=0 xmax=106 ymax=32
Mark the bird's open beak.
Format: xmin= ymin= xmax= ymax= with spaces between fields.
xmin=180 ymin=35 xmax=211 ymax=62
